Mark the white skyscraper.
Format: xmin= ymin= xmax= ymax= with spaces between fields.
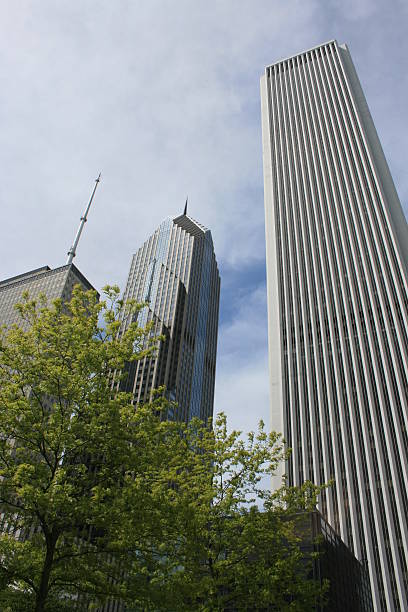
xmin=261 ymin=40 xmax=408 ymax=611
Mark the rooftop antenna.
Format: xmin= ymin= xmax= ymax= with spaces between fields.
xmin=66 ymin=173 xmax=101 ymax=265
xmin=183 ymin=196 xmax=188 ymax=216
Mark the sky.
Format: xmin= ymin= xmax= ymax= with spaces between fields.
xmin=1 ymin=0 xmax=408 ymax=436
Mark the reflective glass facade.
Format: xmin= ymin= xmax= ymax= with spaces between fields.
xmin=261 ymin=40 xmax=408 ymax=611
xmin=121 ymin=213 xmax=220 ymax=423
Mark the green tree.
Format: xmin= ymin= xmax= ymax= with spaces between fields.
xmin=0 ymin=287 xmax=327 ymax=611
xmin=115 ymin=415 xmax=327 ymax=611
xmin=0 ymin=286 xmax=168 ymax=611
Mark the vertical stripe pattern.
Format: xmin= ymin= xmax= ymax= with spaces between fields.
xmin=261 ymin=40 xmax=408 ymax=611
xmin=121 ymin=214 xmax=220 ymax=424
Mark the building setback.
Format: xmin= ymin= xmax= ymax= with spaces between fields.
xmin=300 ymin=511 xmax=373 ymax=612
xmin=120 ymin=212 xmax=220 ymax=424
xmin=261 ymin=40 xmax=408 ymax=611
xmin=0 ymin=264 xmax=97 ymax=330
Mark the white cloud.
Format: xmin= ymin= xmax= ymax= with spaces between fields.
xmin=215 ymin=282 xmax=270 ymax=432
xmin=215 ymin=355 xmax=270 ymax=434
xmin=219 ymin=284 xmax=267 ymax=363
xmin=0 ymin=0 xmax=321 ymax=290
xmin=0 ymin=0 xmax=407 ymax=435
xmin=328 ymin=0 xmax=380 ymax=21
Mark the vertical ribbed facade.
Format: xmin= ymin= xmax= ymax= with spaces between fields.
xmin=261 ymin=40 xmax=408 ymax=611
xmin=120 ymin=213 xmax=220 ymax=424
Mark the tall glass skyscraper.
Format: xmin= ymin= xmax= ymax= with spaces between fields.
xmin=120 ymin=211 xmax=220 ymax=424
xmin=261 ymin=40 xmax=408 ymax=611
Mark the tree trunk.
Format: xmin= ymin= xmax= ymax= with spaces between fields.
xmin=35 ymin=530 xmax=58 ymax=612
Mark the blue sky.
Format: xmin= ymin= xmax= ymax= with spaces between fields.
xmin=1 ymin=0 xmax=407 ymax=434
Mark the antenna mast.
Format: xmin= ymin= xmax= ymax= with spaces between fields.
xmin=66 ymin=173 xmax=101 ymax=265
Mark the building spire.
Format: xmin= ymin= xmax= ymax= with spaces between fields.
xmin=66 ymin=173 xmax=101 ymax=265
xmin=184 ymin=196 xmax=188 ymax=216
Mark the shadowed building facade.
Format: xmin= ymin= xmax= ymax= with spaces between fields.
xmin=120 ymin=212 xmax=220 ymax=424
xmin=0 ymin=264 xmax=96 ymax=330
xmin=300 ymin=511 xmax=373 ymax=612
xmin=261 ymin=40 xmax=408 ymax=610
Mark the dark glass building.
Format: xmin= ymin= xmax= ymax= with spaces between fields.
xmin=120 ymin=212 xmax=220 ymax=423
xmin=301 ymin=511 xmax=373 ymax=612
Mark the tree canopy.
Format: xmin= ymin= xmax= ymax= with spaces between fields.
xmin=0 ymin=286 xmax=326 ymax=611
